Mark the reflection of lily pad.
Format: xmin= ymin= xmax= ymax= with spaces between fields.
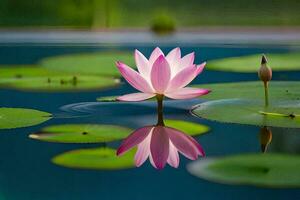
xmin=194 ymin=81 xmax=300 ymax=101
xmin=164 ymin=119 xmax=210 ymax=136
xmin=207 ymin=52 xmax=300 ymax=72
xmin=41 ymin=51 xmax=134 ymax=77
xmin=0 ymin=108 xmax=51 ymax=129
xmin=29 ymin=124 xmax=132 ymax=143
xmin=187 ymin=154 xmax=300 ymax=188
xmin=52 ymin=147 xmax=135 ymax=170
xmin=0 ymin=75 xmax=120 ymax=92
xmin=192 ymin=99 xmax=300 ymax=128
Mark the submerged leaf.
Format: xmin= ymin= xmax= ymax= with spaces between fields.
xmin=52 ymin=147 xmax=135 ymax=170
xmin=187 ymin=153 xmax=300 ymax=188
xmin=30 ymin=124 xmax=132 ymax=143
xmin=0 ymin=108 xmax=51 ymax=129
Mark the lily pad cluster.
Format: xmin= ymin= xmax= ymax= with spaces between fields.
xmin=188 ymin=53 xmax=300 ymax=188
xmin=0 ymin=51 xmax=133 ymax=92
xmin=29 ymin=123 xmax=135 ymax=169
xmin=29 ymin=119 xmax=209 ymax=170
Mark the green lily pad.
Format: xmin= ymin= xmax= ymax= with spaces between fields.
xmin=194 ymin=81 xmax=300 ymax=102
xmin=52 ymin=147 xmax=135 ymax=170
xmin=0 ymin=75 xmax=120 ymax=92
xmin=192 ymin=99 xmax=300 ymax=128
xmin=207 ymin=52 xmax=300 ymax=72
xmin=187 ymin=154 xmax=300 ymax=188
xmin=0 ymin=108 xmax=51 ymax=129
xmin=0 ymin=65 xmax=63 ymax=78
xmin=164 ymin=119 xmax=210 ymax=136
xmin=96 ymin=95 xmax=156 ymax=102
xmin=96 ymin=96 xmax=119 ymax=102
xmin=29 ymin=124 xmax=132 ymax=143
xmin=40 ymin=51 xmax=134 ymax=77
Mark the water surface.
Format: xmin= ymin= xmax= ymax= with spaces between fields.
xmin=0 ymin=44 xmax=299 ymax=200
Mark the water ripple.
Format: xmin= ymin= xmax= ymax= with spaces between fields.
xmin=59 ymin=99 xmax=205 ymax=118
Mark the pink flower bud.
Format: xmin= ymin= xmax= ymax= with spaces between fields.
xmin=258 ymin=54 xmax=272 ymax=83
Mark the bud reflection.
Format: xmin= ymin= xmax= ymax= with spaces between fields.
xmin=259 ymin=126 xmax=272 ymax=153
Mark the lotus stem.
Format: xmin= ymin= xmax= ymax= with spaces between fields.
xmin=156 ymin=94 xmax=165 ymax=126
xmin=264 ymin=81 xmax=269 ymax=107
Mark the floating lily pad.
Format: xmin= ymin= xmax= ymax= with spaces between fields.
xmin=0 ymin=75 xmax=120 ymax=92
xmin=0 ymin=108 xmax=51 ymax=129
xmin=41 ymin=51 xmax=134 ymax=77
xmin=29 ymin=124 xmax=132 ymax=143
xmin=207 ymin=52 xmax=300 ymax=72
xmin=96 ymin=96 xmax=119 ymax=102
xmin=0 ymin=65 xmax=63 ymax=78
xmin=187 ymin=154 xmax=300 ymax=188
xmin=192 ymin=99 xmax=300 ymax=128
xmin=52 ymin=147 xmax=135 ymax=170
xmin=194 ymin=81 xmax=300 ymax=101
xmin=164 ymin=119 xmax=210 ymax=136
xmin=96 ymin=95 xmax=156 ymax=102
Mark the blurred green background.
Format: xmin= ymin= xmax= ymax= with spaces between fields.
xmin=0 ymin=0 xmax=300 ymax=28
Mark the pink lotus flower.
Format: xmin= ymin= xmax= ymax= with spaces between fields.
xmin=116 ymin=47 xmax=210 ymax=101
xmin=117 ymin=125 xmax=205 ymax=169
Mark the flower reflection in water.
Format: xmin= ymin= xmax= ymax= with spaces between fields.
xmin=117 ymin=125 xmax=205 ymax=169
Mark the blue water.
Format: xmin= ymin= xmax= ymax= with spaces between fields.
xmin=0 ymin=44 xmax=299 ymax=200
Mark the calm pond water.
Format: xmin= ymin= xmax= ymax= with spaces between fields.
xmin=0 ymin=44 xmax=299 ymax=200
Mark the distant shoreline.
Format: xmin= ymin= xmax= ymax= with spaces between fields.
xmin=0 ymin=28 xmax=300 ymax=46
xmin=1 ymin=26 xmax=300 ymax=33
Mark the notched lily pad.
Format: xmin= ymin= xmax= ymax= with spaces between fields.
xmin=193 ymin=81 xmax=300 ymax=101
xmin=29 ymin=124 xmax=132 ymax=143
xmin=187 ymin=154 xmax=300 ymax=188
xmin=207 ymin=52 xmax=300 ymax=72
xmin=164 ymin=119 xmax=210 ymax=136
xmin=52 ymin=147 xmax=135 ymax=170
xmin=192 ymin=99 xmax=300 ymax=128
xmin=0 ymin=108 xmax=51 ymax=129
xmin=40 ymin=51 xmax=134 ymax=77
xmin=0 ymin=75 xmax=120 ymax=92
